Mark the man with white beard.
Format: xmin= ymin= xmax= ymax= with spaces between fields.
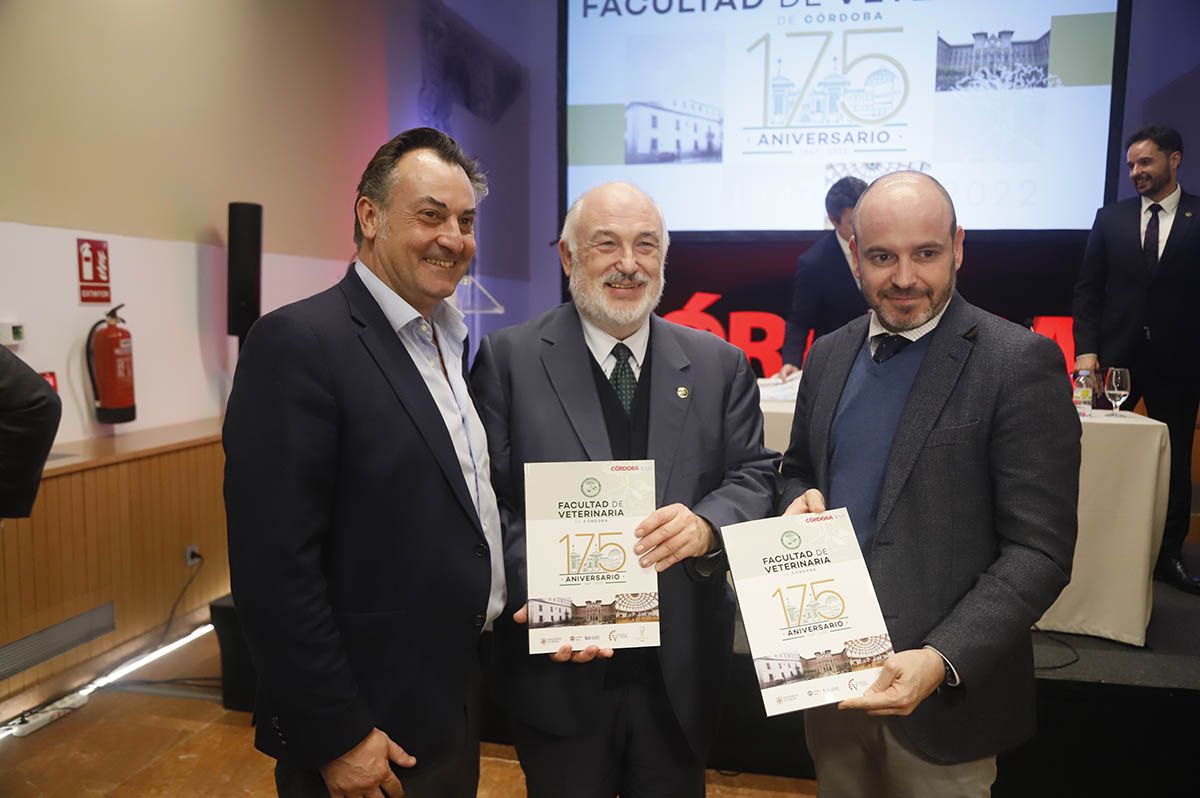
xmin=471 ymin=182 xmax=778 ymax=797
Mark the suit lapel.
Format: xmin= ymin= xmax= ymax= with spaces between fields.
xmin=340 ymin=272 xmax=484 ymax=536
xmin=1160 ymin=191 xmax=1197 ymax=266
xmin=539 ymin=304 xmax=613 ymax=462
xmin=646 ymin=316 xmax=692 ymax=508
xmin=874 ymin=295 xmax=975 ymax=535
xmin=812 ymin=316 xmax=869 ymax=493
xmin=1118 ymin=199 xmax=1145 ymax=275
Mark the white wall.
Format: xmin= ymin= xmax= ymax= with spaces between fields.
xmin=0 ymin=221 xmax=345 ymax=444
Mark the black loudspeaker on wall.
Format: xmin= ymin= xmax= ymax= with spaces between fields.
xmin=227 ymin=202 xmax=262 ymax=345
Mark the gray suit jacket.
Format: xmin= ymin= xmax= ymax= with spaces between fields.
xmin=779 ymin=294 xmax=1079 ymax=763
xmin=471 ymin=302 xmax=779 ymax=758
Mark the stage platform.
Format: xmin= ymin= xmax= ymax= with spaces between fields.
xmin=707 ymin=577 xmax=1200 ymax=795
xmin=1033 ymin=581 xmax=1200 ymax=691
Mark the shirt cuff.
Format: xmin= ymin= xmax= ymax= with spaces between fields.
xmin=701 ymin=518 xmax=724 ymax=559
xmin=923 ymin=645 xmax=961 ymax=688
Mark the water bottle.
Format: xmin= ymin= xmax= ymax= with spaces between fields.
xmin=1072 ymin=370 xmax=1094 ymax=417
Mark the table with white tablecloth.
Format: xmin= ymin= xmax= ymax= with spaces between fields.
xmin=761 ymin=402 xmax=1170 ymax=646
xmin=1038 ymin=413 xmax=1169 ymax=645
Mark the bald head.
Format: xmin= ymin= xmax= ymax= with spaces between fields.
xmin=848 ymin=170 xmax=964 ymax=333
xmin=561 ymin=182 xmax=670 ymax=262
xmin=852 ymin=171 xmax=957 ymax=242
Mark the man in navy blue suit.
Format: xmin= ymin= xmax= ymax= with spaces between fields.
xmin=777 ymin=176 xmax=869 ymax=378
xmin=225 ymin=128 xmax=506 ymax=797
xmin=1073 ymin=125 xmax=1200 ymax=595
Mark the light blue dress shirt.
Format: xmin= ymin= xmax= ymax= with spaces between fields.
xmin=354 ymin=261 xmax=506 ymax=629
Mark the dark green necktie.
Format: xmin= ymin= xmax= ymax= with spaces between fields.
xmin=609 ymin=343 xmax=637 ymax=413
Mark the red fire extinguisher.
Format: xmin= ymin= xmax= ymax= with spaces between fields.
xmin=86 ymin=304 xmax=136 ymax=423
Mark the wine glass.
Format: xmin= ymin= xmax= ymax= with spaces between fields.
xmin=1104 ymin=367 xmax=1131 ymax=417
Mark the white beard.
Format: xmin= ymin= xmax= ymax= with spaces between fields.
xmin=568 ymin=258 xmax=664 ymax=332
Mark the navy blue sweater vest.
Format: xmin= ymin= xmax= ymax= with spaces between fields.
xmin=828 ymin=333 xmax=931 ymax=550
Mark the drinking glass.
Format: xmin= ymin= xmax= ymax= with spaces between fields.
xmin=1104 ymin=367 xmax=1131 ymax=417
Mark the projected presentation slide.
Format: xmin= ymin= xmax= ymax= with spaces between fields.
xmin=565 ymin=0 xmax=1120 ymax=231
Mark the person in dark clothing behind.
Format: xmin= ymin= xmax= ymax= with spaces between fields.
xmin=0 ymin=346 xmax=62 ymax=518
xmin=777 ymin=176 xmax=869 ymax=377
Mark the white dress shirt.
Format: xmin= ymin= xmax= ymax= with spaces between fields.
xmin=580 ymin=314 xmax=651 ymax=379
xmin=354 ymin=261 xmax=506 ymax=629
xmin=1141 ymin=183 xmax=1182 ymax=261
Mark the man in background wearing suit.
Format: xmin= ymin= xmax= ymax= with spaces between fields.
xmin=1073 ymin=125 xmax=1200 ymax=594
xmin=780 ymin=172 xmax=1079 ymax=795
xmin=0 ymin=346 xmax=62 ymax=518
xmin=225 ymin=128 xmax=504 ymax=798
xmin=471 ymin=182 xmax=778 ymax=797
xmin=777 ymin=176 xmax=869 ymax=378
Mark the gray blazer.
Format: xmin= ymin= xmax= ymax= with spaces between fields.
xmin=779 ymin=293 xmax=1080 ymax=764
xmin=471 ymin=302 xmax=779 ymax=758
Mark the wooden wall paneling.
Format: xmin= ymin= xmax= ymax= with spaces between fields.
xmin=117 ymin=460 xmax=134 ymax=640
xmin=161 ymin=452 xmax=182 ymax=633
xmin=134 ymin=457 xmax=151 ymax=638
xmin=112 ymin=462 xmax=130 ymax=641
xmin=64 ymin=474 xmax=84 ymax=670
xmin=128 ymin=457 xmax=145 ymax=639
xmin=0 ymin=429 xmax=231 ymax=711
xmin=199 ymin=444 xmax=229 ymax=610
xmin=70 ymin=472 xmax=92 ymax=668
xmin=183 ymin=446 xmax=205 ymax=612
xmin=171 ymin=450 xmax=191 ymax=616
xmin=142 ymin=455 xmax=158 ymax=638
xmin=70 ymin=472 xmax=86 ymax=604
xmin=1 ymin=518 xmax=13 ymax=642
xmin=17 ymin=515 xmax=36 ymax=696
xmin=158 ymin=453 xmax=174 ymax=632
xmin=0 ymin=518 xmax=16 ymax=696
xmin=30 ymin=480 xmax=49 ymax=627
xmin=90 ymin=464 xmax=109 ymax=666
xmin=26 ymin=488 xmax=50 ymax=688
xmin=3 ymin=519 xmax=21 ymax=697
xmin=55 ymin=474 xmax=75 ymax=671
xmin=43 ymin=476 xmax=60 ymax=634
xmin=82 ymin=466 xmax=102 ymax=663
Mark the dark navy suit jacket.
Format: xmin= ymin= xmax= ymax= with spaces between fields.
xmin=1073 ymin=190 xmax=1200 ymax=368
xmin=224 ymin=270 xmax=494 ymax=770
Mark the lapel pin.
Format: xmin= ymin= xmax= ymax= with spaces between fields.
xmin=1186 ymin=211 xmax=1193 ymax=218
xmin=677 ymin=387 xmax=689 ymax=399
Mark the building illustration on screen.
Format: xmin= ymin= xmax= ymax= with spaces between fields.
xmin=936 ymin=30 xmax=1057 ymax=91
xmin=769 ymin=61 xmax=903 ymax=126
xmin=624 ymin=100 xmax=723 ymax=164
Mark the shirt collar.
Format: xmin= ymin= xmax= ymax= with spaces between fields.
xmin=868 ymin=294 xmax=953 ymax=344
xmin=354 ymin=259 xmax=467 ymax=344
xmin=578 ymin=309 xmax=651 ymax=368
xmin=1142 ymin=183 xmax=1181 ymax=215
